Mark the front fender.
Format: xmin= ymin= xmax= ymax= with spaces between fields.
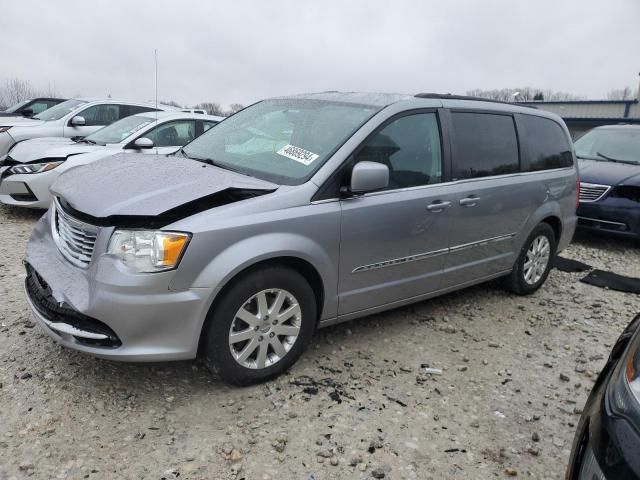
xmin=173 ymin=232 xmax=339 ymax=321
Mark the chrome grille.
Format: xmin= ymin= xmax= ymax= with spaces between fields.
xmin=579 ymin=182 xmax=610 ymax=203
xmin=52 ymin=198 xmax=99 ymax=268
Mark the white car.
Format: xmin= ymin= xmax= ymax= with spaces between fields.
xmin=0 ymin=98 xmax=177 ymax=156
xmin=0 ymin=97 xmax=66 ymax=118
xmin=0 ymin=111 xmax=222 ymax=208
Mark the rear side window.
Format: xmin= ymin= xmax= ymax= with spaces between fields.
xmin=519 ymin=115 xmax=573 ymax=171
xmin=121 ymin=105 xmax=158 ymax=118
xmin=451 ymin=112 xmax=519 ymax=180
xmin=202 ymin=120 xmax=218 ymax=132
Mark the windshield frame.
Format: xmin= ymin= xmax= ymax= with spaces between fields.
xmin=34 ymin=99 xmax=87 ymax=121
xmin=180 ymin=99 xmax=382 ymax=186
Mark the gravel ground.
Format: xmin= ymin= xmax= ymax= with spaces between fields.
xmin=1 ymin=204 xmax=639 ymax=480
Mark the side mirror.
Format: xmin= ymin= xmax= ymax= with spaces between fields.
xmin=349 ymin=161 xmax=389 ymax=194
xmin=70 ymin=115 xmax=86 ymax=126
xmin=134 ymin=137 xmax=154 ymax=149
xmin=21 ymin=108 xmax=34 ymax=117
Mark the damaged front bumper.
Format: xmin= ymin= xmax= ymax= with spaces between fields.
xmin=24 ymin=208 xmax=215 ymax=361
xmin=0 ymin=169 xmax=55 ymax=208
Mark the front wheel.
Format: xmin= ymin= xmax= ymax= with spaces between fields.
xmin=202 ymin=266 xmax=316 ymax=385
xmin=504 ymin=223 xmax=556 ymax=295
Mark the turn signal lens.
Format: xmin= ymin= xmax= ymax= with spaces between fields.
xmin=159 ymin=235 xmax=190 ymax=267
xmin=627 ymin=354 xmax=637 ymax=384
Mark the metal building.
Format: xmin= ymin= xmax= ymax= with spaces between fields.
xmin=520 ymin=99 xmax=640 ymax=138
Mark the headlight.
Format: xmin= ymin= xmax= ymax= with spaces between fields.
xmin=9 ymin=161 xmax=64 ymax=174
xmin=107 ymin=230 xmax=191 ymax=273
xmin=608 ymin=314 xmax=640 ymax=422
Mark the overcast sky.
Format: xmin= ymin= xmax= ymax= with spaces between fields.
xmin=2 ymin=0 xmax=639 ymax=108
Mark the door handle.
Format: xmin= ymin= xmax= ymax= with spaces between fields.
xmin=426 ymin=201 xmax=451 ymax=212
xmin=459 ymin=196 xmax=480 ymax=207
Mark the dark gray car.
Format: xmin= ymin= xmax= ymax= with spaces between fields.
xmin=24 ymin=92 xmax=578 ymax=384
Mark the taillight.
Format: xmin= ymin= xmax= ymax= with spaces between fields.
xmin=576 ymin=176 xmax=580 ymax=208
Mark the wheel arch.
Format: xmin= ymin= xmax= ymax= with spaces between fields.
xmin=211 ymin=255 xmax=325 ymax=322
xmin=540 ymin=215 xmax=562 ymax=244
xmin=196 ymin=253 xmax=330 ymax=356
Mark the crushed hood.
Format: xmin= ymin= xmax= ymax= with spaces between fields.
xmin=579 ymin=159 xmax=640 ymax=186
xmin=51 ymin=153 xmax=278 ymax=222
xmin=8 ymin=137 xmax=107 ymax=163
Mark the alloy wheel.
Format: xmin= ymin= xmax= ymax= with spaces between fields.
xmin=228 ymin=289 xmax=302 ymax=369
xmin=523 ymin=235 xmax=551 ymax=285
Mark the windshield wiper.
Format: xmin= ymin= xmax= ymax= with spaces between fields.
xmin=175 ymin=148 xmax=191 ymax=158
xmin=72 ymin=137 xmax=96 ymax=144
xmin=596 ymin=152 xmax=636 ymax=165
xmin=199 ymin=157 xmax=253 ymax=177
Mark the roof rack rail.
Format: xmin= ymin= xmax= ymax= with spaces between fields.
xmin=415 ymin=93 xmax=537 ymax=109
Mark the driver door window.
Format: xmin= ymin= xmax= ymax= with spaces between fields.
xmin=354 ymin=113 xmax=442 ymax=190
xmin=145 ymin=120 xmax=196 ymax=147
xmin=77 ymin=104 xmax=121 ymax=127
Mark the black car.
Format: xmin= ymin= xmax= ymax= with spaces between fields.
xmin=566 ymin=313 xmax=640 ymax=479
xmin=0 ymin=97 xmax=66 ymax=118
xmin=576 ymin=125 xmax=640 ymax=240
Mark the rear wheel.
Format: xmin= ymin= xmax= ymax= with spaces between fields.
xmin=504 ymin=223 xmax=556 ymax=295
xmin=202 ymin=266 xmax=316 ymax=385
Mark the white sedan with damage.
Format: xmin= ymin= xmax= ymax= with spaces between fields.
xmin=0 ymin=111 xmax=222 ymax=208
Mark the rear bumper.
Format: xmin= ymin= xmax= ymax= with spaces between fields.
xmin=25 ymin=210 xmax=215 ymax=361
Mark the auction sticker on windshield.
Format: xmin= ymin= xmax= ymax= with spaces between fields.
xmin=276 ymin=144 xmax=319 ymax=165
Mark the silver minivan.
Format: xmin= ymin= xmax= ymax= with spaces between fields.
xmin=24 ymin=92 xmax=578 ymax=384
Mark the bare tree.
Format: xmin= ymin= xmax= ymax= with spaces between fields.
xmin=607 ymin=87 xmax=633 ymax=100
xmin=0 ymin=78 xmax=61 ymax=110
xmin=0 ymin=78 xmax=37 ymax=109
xmin=194 ymin=102 xmax=225 ymax=116
xmin=466 ymin=87 xmax=584 ymax=102
xmin=227 ymin=103 xmax=245 ymax=115
xmin=161 ymin=100 xmax=183 ymax=108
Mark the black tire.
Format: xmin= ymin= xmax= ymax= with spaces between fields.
xmin=504 ymin=223 xmax=556 ymax=295
xmin=202 ymin=266 xmax=316 ymax=385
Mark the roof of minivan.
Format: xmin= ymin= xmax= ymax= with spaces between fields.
xmin=279 ymin=91 xmax=544 ymax=112
xmin=282 ymin=91 xmax=414 ymax=107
